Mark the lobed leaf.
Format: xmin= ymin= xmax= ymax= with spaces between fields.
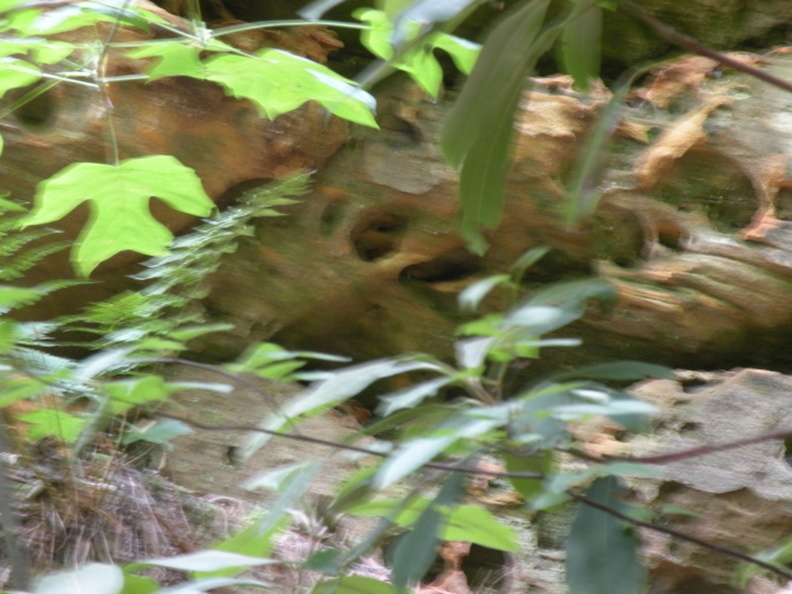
xmin=22 ymin=156 xmax=214 ymax=276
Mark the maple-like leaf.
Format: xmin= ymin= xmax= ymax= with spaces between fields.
xmin=204 ymin=50 xmax=378 ymax=128
xmin=21 ymin=155 xmax=214 ymax=277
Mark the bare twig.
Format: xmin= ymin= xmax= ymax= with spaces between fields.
xmin=572 ymin=491 xmax=792 ymax=581
xmin=619 ymin=0 xmax=792 ymax=94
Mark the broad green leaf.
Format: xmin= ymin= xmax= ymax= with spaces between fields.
xmin=30 ymin=0 xmax=152 ymax=34
xmin=212 ymin=461 xmax=319 ymax=569
xmin=454 ymin=336 xmax=493 ymax=370
xmin=127 ymin=41 xmax=205 ymax=80
xmin=510 ymin=245 xmax=550 ymax=282
xmin=203 ymin=50 xmax=378 ymax=128
xmin=105 ymin=375 xmax=176 ymax=413
xmin=550 ymin=399 xmax=659 ymax=421
xmin=119 ymin=572 xmax=158 ymax=594
xmin=30 ymin=38 xmax=74 ymax=64
xmin=442 ymin=0 xmax=551 ymax=167
xmin=355 ymin=9 xmax=480 ymax=98
xmin=0 ymin=0 xmax=28 ymax=10
xmin=22 ymin=155 xmax=214 ymax=276
xmin=35 ymin=563 xmax=124 ymax=594
xmin=559 ymin=0 xmax=602 ymax=90
xmin=237 ymin=357 xmax=442 ymax=463
xmin=18 ymin=408 xmax=87 ymax=443
xmin=143 ymin=550 xmax=274 ymax=572
xmin=121 ymin=419 xmax=194 ymax=445
xmin=458 ymin=273 xmax=510 ymax=312
xmin=374 ymin=414 xmax=500 ymax=488
xmin=241 ymin=461 xmax=315 ymax=491
xmin=391 ymin=472 xmax=465 ymax=591
xmin=431 ymin=33 xmax=480 ymax=74
xmin=442 ymin=504 xmax=520 ymax=552
xmin=567 ymin=476 xmax=647 ymax=594
xmin=736 ymin=533 xmax=792 ymax=586
xmin=443 ymin=0 xmax=583 ymax=251
xmin=398 ymin=41 xmax=443 ymax=98
xmin=525 ymin=277 xmax=615 ymax=309
xmin=298 ymin=0 xmax=350 ymax=21
xmin=312 ymin=576 xmax=396 ymax=594
xmin=0 ymin=57 xmax=40 ymax=99
xmin=505 ymin=449 xmax=553 ymax=501
xmin=389 ymin=0 xmax=483 ymax=50
xmin=356 ymin=8 xmax=395 ymax=60
xmin=377 ymin=376 xmax=452 ymax=416
xmin=564 ymin=64 xmax=655 ymax=224
xmin=550 ymin=360 xmax=674 ymax=381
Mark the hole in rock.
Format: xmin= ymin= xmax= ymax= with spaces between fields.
xmin=679 ymin=422 xmax=700 ymax=433
xmin=12 ymin=88 xmax=56 ymax=131
xmin=383 ymin=535 xmax=511 ymax=592
xmin=776 ymin=187 xmax=792 ymax=221
xmin=399 ymin=247 xmax=482 ymax=282
xmin=656 ymin=220 xmax=684 ymax=251
xmin=653 ymin=150 xmax=755 ymax=232
xmin=350 ymin=211 xmax=407 ymax=261
xmin=593 ymin=208 xmax=644 ymax=268
xmin=784 ymin=436 xmax=792 ymax=469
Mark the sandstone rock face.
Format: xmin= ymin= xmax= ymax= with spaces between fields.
xmin=196 ymin=54 xmax=792 ymax=373
xmin=622 ymin=369 xmax=792 ymax=593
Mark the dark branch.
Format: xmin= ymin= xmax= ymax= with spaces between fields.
xmin=620 ymin=0 xmax=792 ymax=94
xmin=572 ymin=491 xmax=792 ymax=581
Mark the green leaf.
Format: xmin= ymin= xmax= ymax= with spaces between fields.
xmin=241 ymin=461 xmax=315 ymax=491
xmin=121 ymin=419 xmax=194 ymax=445
xmin=30 ymin=1 xmax=152 ymax=35
xmin=237 ymin=357 xmax=442 ymax=463
xmin=22 ymin=156 xmax=214 ymax=276
xmin=391 ymin=472 xmax=465 ymax=591
xmin=127 ymin=41 xmax=206 ymax=80
xmin=431 ymin=33 xmax=480 ymax=74
xmin=559 ymin=1 xmax=602 ymax=90
xmin=504 ymin=449 xmax=553 ymax=501
xmin=566 ymin=476 xmax=647 ymax=594
xmin=35 ymin=563 xmax=124 ymax=594
xmin=18 ymin=408 xmax=87 ymax=443
xmin=442 ymin=504 xmax=520 ymax=552
xmin=510 ymin=245 xmax=550 ymax=282
xmin=356 ymin=8 xmax=395 ymax=60
xmin=312 ymin=576 xmax=396 ymax=594
xmin=442 ymin=0 xmax=551 ymax=167
xmin=142 ymin=550 xmax=274 ymax=572
xmin=374 ymin=414 xmax=500 ymax=489
xmin=550 ymin=361 xmax=674 ymax=382
xmin=458 ymin=273 xmax=510 ymax=312
xmin=0 ymin=57 xmax=40 ymax=99
xmin=203 ymin=50 xmax=378 ymax=128
xmin=377 ymin=376 xmax=452 ymax=416
xmin=119 ymin=572 xmax=158 ymax=594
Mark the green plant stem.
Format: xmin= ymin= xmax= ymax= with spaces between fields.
xmin=211 ymin=20 xmax=367 ymax=38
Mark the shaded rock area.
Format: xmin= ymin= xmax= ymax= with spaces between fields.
xmin=160 ymin=364 xmax=792 ymax=593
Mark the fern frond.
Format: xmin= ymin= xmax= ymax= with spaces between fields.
xmin=70 ymin=172 xmax=312 ymax=349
